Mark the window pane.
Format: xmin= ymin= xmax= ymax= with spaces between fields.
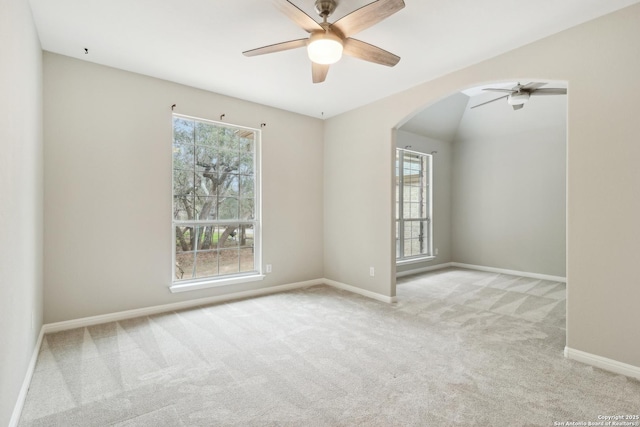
xmin=406 ymin=202 xmax=424 ymax=219
xmin=402 ymin=221 xmax=430 ymax=257
xmin=217 ymin=225 xmax=239 ymax=249
xmin=173 ymin=144 xmax=194 ymax=169
xmin=195 ymin=226 xmax=218 ymax=250
xmin=176 ymin=226 xmax=194 ymax=251
xmin=239 ymin=134 xmax=254 ymax=153
xmin=195 ymin=251 xmax=218 ymax=278
xmin=238 ymin=151 xmax=253 ymax=175
xmin=195 ymin=122 xmax=219 ymax=147
xmin=219 ymin=128 xmax=241 ymax=151
xmin=193 ymin=197 xmax=215 ymax=220
xmin=195 ymin=146 xmax=217 ymax=171
xmin=403 ymin=186 xmax=411 ymax=202
xmin=219 ymin=248 xmax=240 ymax=275
xmin=218 ymin=147 xmax=239 ymax=170
xmin=173 ymin=118 xmax=194 ymax=145
xmin=421 ymin=220 xmax=430 ymax=255
xmin=174 ymin=196 xmax=193 ymax=221
xmin=238 ymin=224 xmax=254 ymax=248
xmin=410 ymin=186 xmax=419 ymax=203
xmin=239 ymin=175 xmax=254 ymax=198
xmin=219 ymin=174 xmax=239 ymax=198
xmin=240 ymin=248 xmax=254 ymax=273
xmin=239 ymin=226 xmax=255 ymax=273
xmin=404 ymin=220 xmax=421 ymax=257
xmin=175 ymin=251 xmax=195 ymax=280
xmin=195 ymin=172 xmax=216 ymax=198
xmin=174 ymin=169 xmax=194 ymax=220
xmin=173 ymin=169 xmax=194 ymax=195
xmin=218 ymin=198 xmax=239 ymax=220
xmin=175 ymin=226 xmax=195 ymax=280
xmin=239 ymin=198 xmax=254 ymax=220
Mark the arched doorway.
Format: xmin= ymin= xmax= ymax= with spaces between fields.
xmin=392 ymin=80 xmax=568 ymax=336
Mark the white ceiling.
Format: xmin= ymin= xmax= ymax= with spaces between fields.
xmin=28 ymin=0 xmax=640 ymax=119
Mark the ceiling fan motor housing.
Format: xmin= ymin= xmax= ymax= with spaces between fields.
xmin=243 ymin=0 xmax=404 ymax=83
xmin=508 ymin=91 xmax=531 ymax=105
xmin=315 ymin=0 xmax=338 ymax=18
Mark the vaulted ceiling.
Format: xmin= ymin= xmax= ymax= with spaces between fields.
xmin=401 ymin=80 xmax=568 ymax=141
xmin=28 ymin=0 xmax=640 ymax=118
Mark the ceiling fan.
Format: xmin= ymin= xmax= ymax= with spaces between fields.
xmin=470 ymin=82 xmax=567 ymax=110
xmin=243 ymin=0 xmax=405 ymax=83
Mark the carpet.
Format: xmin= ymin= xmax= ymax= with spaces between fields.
xmin=19 ymin=268 xmax=640 ymax=426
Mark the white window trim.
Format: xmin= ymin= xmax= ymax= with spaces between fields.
xmin=397 ymin=255 xmax=437 ymax=266
xmin=171 ymin=114 xmax=262 ymax=292
xmin=169 ymin=273 xmax=265 ymax=293
xmin=396 ymin=148 xmax=433 ymax=262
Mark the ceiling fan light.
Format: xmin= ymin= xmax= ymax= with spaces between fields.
xmin=508 ymin=92 xmax=530 ymax=105
xmin=307 ymin=32 xmax=343 ymax=65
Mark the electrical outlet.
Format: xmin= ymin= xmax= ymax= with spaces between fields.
xmin=266 ymin=264 xmax=272 ymax=273
xmin=369 ymin=267 xmax=375 ymax=277
xmin=435 ymin=248 xmax=439 ymax=256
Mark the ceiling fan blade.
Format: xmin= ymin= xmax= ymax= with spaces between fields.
xmin=470 ymin=95 xmax=509 ymax=109
xmin=332 ymin=0 xmax=405 ymax=38
xmin=312 ymin=62 xmax=330 ymax=83
xmin=521 ymin=82 xmax=546 ymax=91
xmin=482 ymin=88 xmax=516 ymax=93
xmin=531 ymin=88 xmax=568 ymax=95
xmin=272 ymin=0 xmax=323 ymax=33
xmin=512 ymin=104 xmax=525 ymax=111
xmin=343 ymin=38 xmax=400 ymax=66
xmin=242 ymin=39 xmax=308 ymax=57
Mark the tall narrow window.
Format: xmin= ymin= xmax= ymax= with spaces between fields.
xmin=396 ymin=148 xmax=433 ymax=261
xmin=172 ymin=114 xmax=260 ymax=284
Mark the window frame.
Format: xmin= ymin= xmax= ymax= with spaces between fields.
xmin=170 ymin=114 xmax=263 ymax=293
xmin=396 ymin=148 xmax=434 ymax=264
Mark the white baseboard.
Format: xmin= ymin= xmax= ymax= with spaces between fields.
xmin=324 ymin=279 xmax=397 ymax=304
xmin=396 ymin=262 xmax=453 ymax=278
xmin=9 ymin=326 xmax=45 ymax=427
xmin=564 ymin=347 xmax=640 ymax=380
xmin=42 ymin=277 xmax=398 ymax=334
xmin=43 ymin=279 xmax=323 ymax=334
xmin=451 ymin=262 xmax=566 ymax=283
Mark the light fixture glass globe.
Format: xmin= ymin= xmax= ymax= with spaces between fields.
xmin=508 ymin=92 xmax=530 ymax=105
xmin=307 ymin=31 xmax=343 ymax=65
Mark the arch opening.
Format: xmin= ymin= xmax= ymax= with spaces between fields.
xmin=392 ymin=79 xmax=568 ymax=343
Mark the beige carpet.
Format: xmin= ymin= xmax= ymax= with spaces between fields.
xmin=19 ymin=268 xmax=640 ymax=426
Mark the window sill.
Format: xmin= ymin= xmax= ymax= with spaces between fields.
xmin=170 ymin=273 xmax=265 ymax=293
xmin=397 ymin=256 xmax=436 ymax=266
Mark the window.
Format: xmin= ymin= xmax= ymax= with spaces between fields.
xmin=172 ymin=114 xmax=260 ymax=286
xmin=396 ymin=148 xmax=433 ymax=262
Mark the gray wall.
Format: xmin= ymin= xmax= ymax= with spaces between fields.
xmin=0 ymin=0 xmax=43 ymax=424
xmin=324 ymin=3 xmax=640 ymax=367
xmin=395 ymin=131 xmax=452 ymax=274
xmin=451 ymin=91 xmax=566 ymax=276
xmin=43 ymin=53 xmax=324 ymax=323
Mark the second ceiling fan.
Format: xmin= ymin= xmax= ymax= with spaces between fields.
xmin=243 ymin=0 xmax=405 ymax=83
xmin=471 ymin=82 xmax=567 ymax=111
